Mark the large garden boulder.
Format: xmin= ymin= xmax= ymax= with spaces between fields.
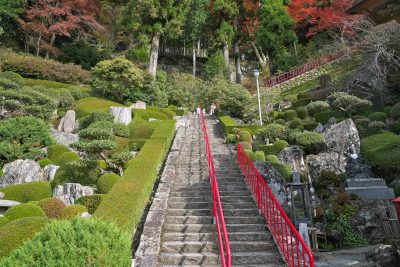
xmin=53 ymin=183 xmax=95 ymax=205
xmin=323 ymin=119 xmax=360 ymax=155
xmin=130 ymin=101 xmax=147 ymax=109
xmin=278 ymin=145 xmax=306 ymax=173
xmin=0 ymin=199 xmax=20 ymax=216
xmin=0 ymin=160 xmax=44 ymax=187
xmin=43 ymin=165 xmax=60 ymax=182
xmin=50 ymin=129 xmax=79 ymax=146
xmin=109 ymin=107 xmax=132 ymax=125
xmin=58 ymin=110 xmax=77 ymax=133
xmin=306 ymin=152 xmax=346 ymax=183
xmin=255 ymin=162 xmax=287 ymax=205
xmin=366 ymin=244 xmax=400 ymax=266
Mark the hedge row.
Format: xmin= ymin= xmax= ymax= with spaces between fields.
xmin=0 ymin=182 xmax=52 ymax=203
xmin=219 ymin=115 xmax=236 ymax=134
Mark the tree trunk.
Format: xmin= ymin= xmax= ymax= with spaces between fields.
xmin=252 ymin=42 xmax=271 ymax=78
xmin=36 ymin=33 xmax=42 ymax=57
xmin=223 ymin=42 xmax=229 ymax=67
xmin=234 ymin=17 xmax=241 ymax=84
xmin=46 ymin=34 xmax=56 ymax=59
xmin=149 ymin=33 xmax=160 ymax=81
xmin=193 ymin=43 xmax=196 ymax=78
xmin=197 ymin=40 xmax=201 ymax=57
xmin=100 ymin=152 xmax=124 ymax=176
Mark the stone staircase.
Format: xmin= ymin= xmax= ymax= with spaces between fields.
xmin=157 ymin=114 xmax=283 ymax=266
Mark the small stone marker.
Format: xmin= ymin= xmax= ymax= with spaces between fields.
xmin=130 ymin=101 xmax=147 ymax=109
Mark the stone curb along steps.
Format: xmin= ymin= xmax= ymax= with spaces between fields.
xmin=133 ymin=115 xmax=189 ymax=267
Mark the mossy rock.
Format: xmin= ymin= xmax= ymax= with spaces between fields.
xmin=0 ymin=182 xmax=52 ymax=203
xmin=37 ymin=198 xmax=66 ymax=219
xmin=61 ymin=205 xmax=87 ymax=220
xmin=4 ymin=203 xmax=46 ymax=222
xmin=97 ymin=173 xmax=120 ymax=194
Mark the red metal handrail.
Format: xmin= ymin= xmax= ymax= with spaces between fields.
xmin=237 ymin=143 xmax=315 ymax=267
xmin=200 ymin=108 xmax=232 ymax=267
xmin=265 ymin=49 xmax=348 ymax=87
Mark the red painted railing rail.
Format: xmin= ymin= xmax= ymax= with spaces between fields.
xmin=200 ymin=108 xmax=232 ymax=267
xmin=265 ymin=50 xmax=347 ymax=87
xmin=237 ymin=143 xmax=315 ymax=267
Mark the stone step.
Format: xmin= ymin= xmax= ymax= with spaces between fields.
xmin=168 ymin=196 xmax=254 ymax=204
xmin=168 ymin=202 xmax=256 ymax=210
xmin=160 ymin=241 xmax=275 ymax=253
xmin=346 ymin=178 xmax=387 ymax=188
xmin=172 ymin=180 xmax=245 ymax=186
xmin=345 ymin=187 xmax=395 ymax=200
xmin=163 ymin=223 xmax=267 ymax=233
xmin=166 ymin=208 xmax=258 ymax=217
xmin=162 ymin=232 xmax=272 ymax=242
xmin=172 ymin=185 xmax=246 ymax=191
xmin=165 ymin=216 xmax=264 ymax=225
xmin=170 ymin=190 xmax=251 ymax=197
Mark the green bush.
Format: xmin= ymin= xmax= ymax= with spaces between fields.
xmin=76 ymin=194 xmax=104 ymax=214
xmin=97 ymin=173 xmax=120 ymax=194
xmin=283 ymin=110 xmax=297 ymax=121
xmin=38 ymin=159 xmax=52 ymax=168
xmin=296 ymin=107 xmax=308 ymax=119
xmin=126 ymin=46 xmax=150 ymax=63
xmin=293 ymin=98 xmax=311 ymax=108
xmin=30 ymin=86 xmax=75 ymax=108
xmin=294 ymin=132 xmax=326 ymax=154
xmin=244 ymin=150 xmax=256 ymax=161
xmin=254 ymin=151 xmax=266 ymax=162
xmin=390 ymin=102 xmax=400 ymax=119
xmin=307 ymin=101 xmax=330 ymax=115
xmin=61 ymin=42 xmax=111 ymax=70
xmin=1 ymin=49 xmax=91 ymax=84
xmin=0 ymin=217 xmax=9 ymax=228
xmin=266 ymin=155 xmax=280 ymax=164
xmin=255 ymin=124 xmax=287 ymax=142
xmin=0 ymin=71 xmax=24 ymax=87
xmin=289 ymin=118 xmax=303 ymax=129
xmin=328 ymin=92 xmax=372 ymax=115
xmin=47 ymin=144 xmax=71 ymax=165
xmin=94 ymin=139 xmax=169 ymax=233
xmin=0 ymin=218 xmax=131 ymax=267
xmin=37 ymin=198 xmax=66 ymax=219
xmin=366 ymin=121 xmax=386 ymax=136
xmin=0 ymin=78 xmax=20 ymax=89
xmin=354 ymin=117 xmax=371 ymax=129
xmin=238 ymin=130 xmax=252 ymax=143
xmin=262 ymin=140 xmax=289 ymax=156
xmin=225 ymin=125 xmax=263 ymax=135
xmin=0 ymin=217 xmax=48 ymax=259
xmin=52 ymin=160 xmax=103 ymax=187
xmin=79 ymin=111 xmax=115 ymax=129
xmin=226 ymin=134 xmax=237 ymax=143
xmin=361 ymin=132 xmax=400 ymax=174
xmin=4 ymin=203 xmax=46 ymax=221
xmin=61 ymin=205 xmax=87 ymax=220
xmin=297 ymin=91 xmax=311 ymax=100
xmin=284 ymin=95 xmax=298 ymax=104
xmin=219 ymin=116 xmax=236 ymax=134
xmin=272 ymin=163 xmax=292 ymax=181
xmin=239 ymin=142 xmax=252 ymax=150
xmin=0 ymin=116 xmax=52 ymax=166
xmin=275 ymin=119 xmax=286 ymax=125
xmin=388 ymin=120 xmax=400 ymax=134
xmin=0 ymin=182 xmax=52 ymax=203
xmin=368 ymin=112 xmax=387 ymax=122
xmin=59 ymin=152 xmax=80 ymax=165
xmin=205 ymin=52 xmax=229 ymax=80
xmin=113 ymin=123 xmax=130 ymax=138
xmin=315 ymin=110 xmax=346 ymax=124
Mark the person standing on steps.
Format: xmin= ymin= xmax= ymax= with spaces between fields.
xmin=210 ymin=102 xmax=216 ymax=115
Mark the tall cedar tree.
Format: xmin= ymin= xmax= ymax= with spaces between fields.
xmin=0 ymin=0 xmax=25 ymax=35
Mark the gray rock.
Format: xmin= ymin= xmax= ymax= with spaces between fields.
xmin=130 ymin=101 xmax=146 ymax=110
xmin=58 ymin=110 xmax=77 ymax=133
xmin=80 ymin=212 xmax=92 ymax=218
xmin=0 ymin=199 xmax=20 ymax=216
xmin=0 ymin=192 xmax=4 ymax=200
xmin=109 ymin=106 xmax=132 ymax=125
xmin=43 ymin=165 xmax=60 ymax=182
xmin=255 ymin=162 xmax=287 ymax=205
xmin=306 ymin=152 xmax=347 ymax=183
xmin=149 ymin=118 xmax=158 ymax=122
xmin=323 ymin=119 xmax=360 ymax=155
xmin=366 ymin=244 xmax=400 ymax=267
xmin=0 ymin=159 xmax=44 ymax=187
xmin=314 ymin=123 xmax=324 ymax=133
xmin=324 ymin=117 xmax=337 ymax=130
xmin=278 ymin=145 xmax=306 ymax=173
xmin=51 ymin=129 xmax=79 ymax=146
xmin=53 ymin=183 xmax=95 ymax=205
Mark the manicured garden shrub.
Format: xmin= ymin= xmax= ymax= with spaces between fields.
xmin=254 ymin=151 xmax=266 ymax=162
xmin=289 ymin=118 xmax=303 ymax=129
xmin=0 ymin=218 xmax=131 ymax=267
xmin=75 ymin=97 xmax=124 ymax=118
xmin=389 ymin=102 xmax=400 ymax=119
xmin=61 ymin=205 xmax=87 ymax=220
xmin=366 ymin=121 xmax=386 ymax=136
xmin=205 ymin=52 xmax=229 ymax=79
xmin=52 ymin=160 xmax=103 ymax=187
xmin=297 ymin=91 xmax=311 ymax=100
xmin=230 ymin=128 xmax=241 ymax=135
xmin=255 ymin=124 xmax=287 ymax=142
xmin=266 ymin=155 xmax=280 ymax=164
xmin=219 ymin=116 xmax=236 ymax=134
xmin=47 ymin=144 xmax=71 ymax=165
xmin=38 ymin=158 xmax=52 ymax=168
xmin=307 ymin=101 xmax=330 ymax=115
xmin=37 ymin=198 xmax=66 ymax=219
xmin=0 ymin=182 xmax=52 ymax=203
xmin=129 ymin=120 xmax=154 ymax=140
xmin=0 ymin=217 xmax=9 ymax=228
xmin=0 ymin=78 xmax=20 ymax=89
xmin=113 ymin=123 xmax=130 ymax=138
xmin=97 ymin=173 xmax=120 ymax=194
xmin=361 ymin=132 xmax=400 ymax=175
xmin=79 ymin=110 xmax=115 ymax=129
xmin=272 ymin=163 xmax=292 ymax=181
xmin=0 ymin=71 xmax=24 ymax=87
xmin=226 ymin=134 xmax=237 ymax=144
xmin=388 ymin=120 xmax=400 ymax=134
xmin=296 ymin=107 xmax=308 ymax=119
xmin=354 ymin=117 xmax=371 ymax=129
xmin=293 ymin=98 xmax=311 ymax=108
xmin=328 ymin=92 xmax=372 ymax=115
xmin=244 ymin=150 xmax=256 ymax=161
xmin=367 ymin=112 xmax=387 ymax=122
xmin=263 ymin=140 xmax=289 ymax=156
xmin=238 ymin=130 xmax=252 ymax=143
xmin=4 ymin=203 xmax=46 ymax=221
xmin=31 ymin=86 xmax=75 ymax=108
xmin=275 ymin=119 xmax=286 ymax=125
xmin=239 ymin=142 xmax=252 ymax=150
xmin=0 ymin=116 xmax=52 ymax=166
xmin=76 ymin=195 xmax=104 ymax=214
xmin=283 ymin=110 xmax=297 ymax=121
xmin=59 ymin=152 xmax=80 ymax=165
xmin=294 ymin=132 xmax=326 ymax=154
xmin=284 ymin=95 xmax=298 ymax=104
xmin=0 ymin=217 xmax=48 ymax=259
xmin=315 ymin=110 xmax=346 ymax=124
xmin=275 ymin=111 xmax=284 ymax=119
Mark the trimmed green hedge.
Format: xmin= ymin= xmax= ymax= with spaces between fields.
xmin=97 ymin=173 xmax=120 ymax=194
xmin=94 ymin=139 xmax=167 ymax=233
xmin=0 ymin=217 xmax=48 ymax=259
xmin=0 ymin=217 xmax=9 ymax=228
xmin=262 ymin=140 xmax=289 ymax=156
xmin=75 ymin=97 xmax=124 ymax=118
xmin=0 ymin=218 xmax=131 ymax=267
xmin=150 ymin=120 xmax=176 ymax=151
xmin=0 ymin=182 xmax=52 ymax=203
xmin=76 ymin=194 xmax=104 ymax=214
xmin=219 ymin=115 xmax=236 ymax=134
xmin=47 ymin=144 xmax=71 ymax=165
xmin=225 ymin=125 xmax=263 ymax=135
xmin=4 ymin=203 xmax=46 ymax=222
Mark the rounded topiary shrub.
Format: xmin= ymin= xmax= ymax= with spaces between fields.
xmin=244 ymin=150 xmax=255 ymax=161
xmin=390 ymin=102 xmax=400 ymax=119
xmin=0 ymin=182 xmax=52 ymax=203
xmin=275 ymin=119 xmax=286 ymax=125
xmin=0 ymin=71 xmax=24 ymax=87
xmin=295 ymin=132 xmax=326 ymax=154
xmin=328 ymin=92 xmax=372 ymax=115
xmin=4 ymin=203 xmax=46 ymax=221
xmin=61 ymin=205 xmax=87 ymax=220
xmin=307 ymin=101 xmax=330 ymax=116
xmin=283 ymin=110 xmax=297 ymax=121
xmin=296 ymin=107 xmax=308 ymax=119
xmin=76 ymin=194 xmax=104 ymax=214
xmin=262 ymin=140 xmax=289 ymax=156
xmin=0 ymin=216 xmax=48 ymax=258
xmin=230 ymin=128 xmax=241 ymax=135
xmin=388 ymin=120 xmax=400 ymax=134
xmin=366 ymin=121 xmax=386 ymax=136
xmin=256 ymin=124 xmax=287 ymax=143
xmin=254 ymin=151 xmax=266 ymax=162
xmin=0 ymin=217 xmax=10 ymax=228
xmin=113 ymin=123 xmax=130 ymax=138
xmin=47 ymin=144 xmax=71 ymax=165
xmin=239 ymin=142 xmax=252 ymax=150
xmin=266 ymin=155 xmax=280 ymax=164
xmin=289 ymin=118 xmax=303 ymax=130
xmin=226 ymin=134 xmax=237 ymax=144
xmin=52 ymin=160 xmax=103 ymax=187
xmin=238 ymin=130 xmax=252 ymax=143
xmin=38 ymin=158 xmax=53 ymax=168
xmin=284 ymin=95 xmax=298 ymax=104
xmin=59 ymin=151 xmax=80 ymax=165
xmin=297 ymin=91 xmax=311 ymax=100
xmin=367 ymin=112 xmax=387 ymax=122
xmin=37 ymin=198 xmax=66 ymax=219
xmin=0 ymin=218 xmax=131 ymax=266
xmin=97 ymin=173 xmax=120 ymax=194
